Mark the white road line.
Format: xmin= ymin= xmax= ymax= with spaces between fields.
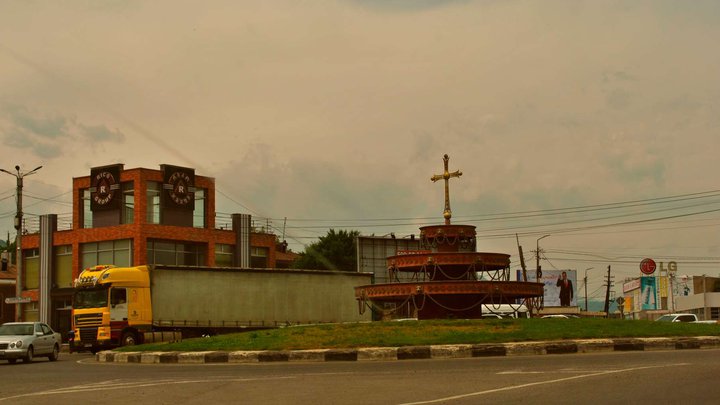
xmin=398 ymin=363 xmax=691 ymax=405
xmin=0 ymin=376 xmax=296 ymax=402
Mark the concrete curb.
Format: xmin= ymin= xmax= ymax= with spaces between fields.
xmin=95 ymin=336 xmax=720 ymax=364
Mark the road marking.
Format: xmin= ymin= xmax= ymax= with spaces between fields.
xmin=398 ymin=363 xmax=691 ymax=405
xmin=0 ymin=376 xmax=296 ymax=402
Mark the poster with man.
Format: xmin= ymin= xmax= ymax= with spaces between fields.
xmin=521 ymin=269 xmax=577 ymax=307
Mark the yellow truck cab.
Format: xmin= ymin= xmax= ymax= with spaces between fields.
xmin=71 ymin=265 xmax=152 ymax=353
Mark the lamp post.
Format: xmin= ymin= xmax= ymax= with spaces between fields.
xmin=584 ymin=267 xmax=594 ymax=311
xmin=535 ymin=234 xmax=550 ymax=279
xmin=0 ymin=165 xmax=42 ymax=322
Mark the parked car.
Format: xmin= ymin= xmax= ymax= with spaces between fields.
xmin=655 ymin=313 xmax=717 ymax=324
xmin=0 ymin=322 xmax=62 ymax=364
xmin=541 ymin=314 xmax=579 ymax=319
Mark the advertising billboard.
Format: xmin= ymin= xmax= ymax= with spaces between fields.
xmin=640 ymin=277 xmax=657 ymax=310
xmin=672 ymin=276 xmax=694 ymax=297
xmin=523 ymin=269 xmax=577 ymax=307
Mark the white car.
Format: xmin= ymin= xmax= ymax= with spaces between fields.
xmin=541 ymin=314 xmax=579 ymax=319
xmin=0 ymin=322 xmax=62 ymax=364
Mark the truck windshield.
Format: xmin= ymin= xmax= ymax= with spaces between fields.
xmin=656 ymin=315 xmax=674 ymax=322
xmin=73 ymin=288 xmax=109 ymax=309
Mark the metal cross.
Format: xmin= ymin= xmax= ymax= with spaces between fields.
xmin=431 ymin=154 xmax=462 ymax=225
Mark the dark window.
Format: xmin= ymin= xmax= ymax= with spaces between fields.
xmin=146 ymin=181 xmax=161 ymax=224
xmin=147 ymin=239 xmax=206 ymax=266
xmin=193 ymin=188 xmax=206 ymax=228
xmin=122 ymin=182 xmax=134 ymax=224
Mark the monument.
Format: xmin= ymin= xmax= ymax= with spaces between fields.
xmin=355 ymin=154 xmax=544 ymax=319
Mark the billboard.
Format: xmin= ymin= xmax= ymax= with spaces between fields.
xmin=672 ymin=276 xmax=694 ymax=297
xmin=523 ymin=269 xmax=577 ymax=307
xmin=640 ymin=277 xmax=657 ymax=310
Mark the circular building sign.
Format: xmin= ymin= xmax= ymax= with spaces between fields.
xmin=640 ymin=258 xmax=657 ymax=275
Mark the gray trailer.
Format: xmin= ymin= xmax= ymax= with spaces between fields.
xmin=149 ymin=265 xmax=372 ymax=335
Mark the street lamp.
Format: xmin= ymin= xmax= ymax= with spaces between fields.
xmin=535 ymin=234 xmax=550 ymax=279
xmin=584 ymin=267 xmax=594 ymax=311
xmin=0 ymin=164 xmax=42 ymax=321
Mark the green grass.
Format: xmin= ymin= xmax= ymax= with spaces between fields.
xmin=116 ymin=318 xmax=720 ymax=352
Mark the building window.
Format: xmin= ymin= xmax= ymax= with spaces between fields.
xmin=193 ymin=188 xmax=206 ymax=228
xmin=147 ymin=239 xmax=206 ymax=266
xmin=122 ymin=182 xmax=134 ymax=224
xmin=23 ymin=301 xmax=38 ymax=322
xmin=251 ymin=247 xmax=268 ymax=268
xmin=81 ymin=189 xmax=92 ymax=228
xmin=215 ymin=243 xmax=233 ymax=267
xmin=24 ymin=248 xmax=40 ymax=290
xmin=81 ymin=239 xmax=132 ymax=269
xmin=54 ymin=245 xmax=73 ymax=289
xmin=146 ymin=181 xmax=161 ymax=224
xmin=711 ymin=307 xmax=720 ymax=320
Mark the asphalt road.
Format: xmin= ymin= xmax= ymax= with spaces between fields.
xmin=1 ymin=349 xmax=718 ymax=404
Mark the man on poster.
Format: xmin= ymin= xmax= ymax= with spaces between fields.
xmin=556 ymin=271 xmax=574 ymax=307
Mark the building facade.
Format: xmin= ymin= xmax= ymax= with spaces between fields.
xmin=623 ymin=274 xmax=720 ymax=321
xmin=17 ymin=164 xmax=294 ymax=336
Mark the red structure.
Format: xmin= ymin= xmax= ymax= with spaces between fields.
xmin=355 ymin=155 xmax=543 ymax=319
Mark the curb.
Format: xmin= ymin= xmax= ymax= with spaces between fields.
xmin=95 ymin=336 xmax=720 ymax=364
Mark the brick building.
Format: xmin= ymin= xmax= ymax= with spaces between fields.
xmin=0 ymin=262 xmax=16 ymax=324
xmin=17 ymin=163 xmax=296 ymax=335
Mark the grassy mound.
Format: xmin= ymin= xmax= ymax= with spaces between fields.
xmin=116 ymin=318 xmax=720 ymax=352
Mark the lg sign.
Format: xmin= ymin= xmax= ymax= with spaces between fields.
xmin=640 ymin=258 xmax=677 ymax=275
xmin=640 ymin=258 xmax=656 ymax=275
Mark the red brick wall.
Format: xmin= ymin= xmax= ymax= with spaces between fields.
xmin=23 ymin=166 xmax=279 ymax=284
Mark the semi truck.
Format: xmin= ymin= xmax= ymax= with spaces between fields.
xmin=70 ymin=264 xmax=372 ymax=353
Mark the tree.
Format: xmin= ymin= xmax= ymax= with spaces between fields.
xmin=292 ymin=229 xmax=359 ymax=272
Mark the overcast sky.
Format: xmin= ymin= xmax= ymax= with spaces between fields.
xmin=1 ymin=1 xmax=718 ymax=298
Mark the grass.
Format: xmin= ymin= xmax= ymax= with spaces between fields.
xmin=116 ymin=318 xmax=720 ymax=352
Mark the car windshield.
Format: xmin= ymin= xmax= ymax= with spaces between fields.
xmin=73 ymin=287 xmax=109 ymax=309
xmin=656 ymin=315 xmax=674 ymax=322
xmin=0 ymin=324 xmax=34 ymax=336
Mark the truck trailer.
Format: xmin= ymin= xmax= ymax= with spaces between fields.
xmin=70 ymin=264 xmax=372 ymax=352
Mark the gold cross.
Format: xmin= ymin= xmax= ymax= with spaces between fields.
xmin=431 ymin=154 xmax=462 ymax=225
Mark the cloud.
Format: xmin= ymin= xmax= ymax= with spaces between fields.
xmin=0 ymin=103 xmax=125 ymax=160
xmin=350 ymin=0 xmax=472 ymax=13
xmin=79 ymin=124 xmax=125 ymax=143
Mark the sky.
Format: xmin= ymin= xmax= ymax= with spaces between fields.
xmin=1 ymin=0 xmax=719 ymax=301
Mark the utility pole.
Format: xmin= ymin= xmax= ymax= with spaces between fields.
xmin=535 ymin=234 xmax=550 ymax=280
xmin=516 ymin=234 xmax=527 ymax=282
xmin=1 ymin=165 xmax=43 ymax=322
xmin=584 ymin=267 xmax=594 ymax=312
xmin=603 ymin=265 xmax=613 ymax=318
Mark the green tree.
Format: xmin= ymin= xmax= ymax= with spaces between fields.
xmin=293 ymin=229 xmax=360 ymax=272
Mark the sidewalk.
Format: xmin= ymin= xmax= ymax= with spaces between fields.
xmin=95 ymin=336 xmax=720 ymax=364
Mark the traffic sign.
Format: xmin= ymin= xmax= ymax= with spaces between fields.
xmin=4 ymin=297 xmax=31 ymax=304
xmin=640 ymin=258 xmax=657 ymax=275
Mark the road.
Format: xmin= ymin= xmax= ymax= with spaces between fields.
xmin=1 ymin=349 xmax=717 ymax=404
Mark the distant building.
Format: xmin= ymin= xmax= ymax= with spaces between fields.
xmin=623 ymin=274 xmax=720 ymax=321
xmin=674 ymin=275 xmax=720 ymax=321
xmin=0 ymin=262 xmax=16 ymax=324
xmin=18 ymin=164 xmax=296 ymax=336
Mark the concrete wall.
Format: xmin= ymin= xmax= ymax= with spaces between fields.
xmin=676 ymin=292 xmax=720 ymax=312
xmin=150 ymin=266 xmax=372 ymax=326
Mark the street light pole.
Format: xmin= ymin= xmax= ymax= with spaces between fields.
xmin=584 ymin=267 xmax=594 ymax=311
xmin=535 ymin=234 xmax=550 ymax=279
xmin=1 ymin=165 xmax=42 ymax=322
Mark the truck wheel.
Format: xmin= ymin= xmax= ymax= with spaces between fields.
xmin=121 ymin=331 xmax=138 ymax=346
xmin=23 ymin=346 xmax=34 ymax=363
xmin=48 ymin=344 xmax=60 ymax=361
